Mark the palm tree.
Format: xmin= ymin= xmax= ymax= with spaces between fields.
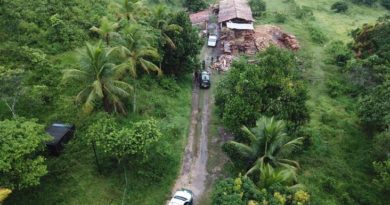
xmin=223 ymin=116 xmax=303 ymax=175
xmin=113 ymin=24 xmax=162 ymax=112
xmin=115 ymin=23 xmax=162 ymax=78
xmin=90 ymin=16 xmax=119 ymax=46
xmin=108 ymin=0 xmax=147 ymax=22
xmin=62 ymin=41 xmax=133 ymax=114
xmin=149 ymin=5 xmax=182 ymax=49
xmin=257 ymin=164 xmax=303 ymax=190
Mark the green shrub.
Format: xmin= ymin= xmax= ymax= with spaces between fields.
xmin=331 ymin=1 xmax=349 ymax=12
xmin=326 ymin=78 xmax=351 ymax=98
xmin=307 ymin=24 xmax=328 ymax=44
xmin=358 ymin=81 xmax=390 ymax=131
xmin=274 ymin=12 xmax=287 ymax=23
xmin=249 ymin=0 xmax=267 ymax=17
xmin=373 ymin=160 xmax=390 ymax=194
xmin=326 ymin=41 xmax=353 ymax=67
xmin=373 ymin=130 xmax=390 ymax=160
xmin=294 ymin=5 xmax=314 ymax=19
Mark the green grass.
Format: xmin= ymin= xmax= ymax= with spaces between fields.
xmin=6 ymin=51 xmax=193 ymax=205
xmin=248 ymin=0 xmax=386 ymax=204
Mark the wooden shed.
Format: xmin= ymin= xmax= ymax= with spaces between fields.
xmin=218 ymin=0 xmax=254 ymax=30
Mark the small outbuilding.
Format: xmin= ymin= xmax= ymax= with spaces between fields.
xmin=218 ymin=0 xmax=254 ymax=30
xmin=46 ymin=123 xmax=75 ymax=155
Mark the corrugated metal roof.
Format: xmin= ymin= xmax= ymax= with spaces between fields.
xmin=218 ymin=0 xmax=254 ymax=23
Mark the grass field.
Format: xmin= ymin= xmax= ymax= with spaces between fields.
xmin=256 ymin=0 xmax=387 ymax=204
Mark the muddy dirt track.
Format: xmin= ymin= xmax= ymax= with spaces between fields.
xmin=167 ymin=47 xmax=216 ymax=205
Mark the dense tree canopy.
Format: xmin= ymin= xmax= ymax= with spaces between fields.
xmin=0 ymin=118 xmax=49 ymax=190
xmin=0 ymin=0 xmax=107 ymax=54
xmin=160 ymin=11 xmax=202 ymax=76
xmin=216 ymin=47 xmax=309 ymax=133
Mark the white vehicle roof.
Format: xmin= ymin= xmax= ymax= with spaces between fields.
xmin=168 ymin=190 xmax=192 ymax=205
xmin=209 ymin=35 xmax=217 ymax=40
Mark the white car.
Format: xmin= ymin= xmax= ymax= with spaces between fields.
xmin=168 ymin=189 xmax=194 ymax=205
xmin=207 ymin=35 xmax=217 ymax=47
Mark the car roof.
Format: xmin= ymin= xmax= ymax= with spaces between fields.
xmin=174 ymin=190 xmax=192 ymax=200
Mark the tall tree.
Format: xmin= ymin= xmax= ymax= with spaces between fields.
xmin=161 ymin=11 xmax=202 ymax=75
xmin=115 ymin=24 xmax=162 ymax=78
xmin=62 ymin=41 xmax=133 ymax=114
xmin=223 ymin=117 xmax=303 ymax=175
xmin=108 ymin=0 xmax=147 ymax=22
xmin=149 ymin=5 xmax=182 ymax=49
xmin=90 ymin=16 xmax=119 ymax=46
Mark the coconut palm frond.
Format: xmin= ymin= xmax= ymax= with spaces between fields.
xmin=105 ymin=82 xmax=131 ymax=98
xmin=241 ymin=125 xmax=259 ymax=145
xmin=163 ymin=33 xmax=176 ymax=49
xmin=75 ymin=86 xmax=92 ymax=104
xmin=92 ymin=80 xmax=104 ymax=98
xmin=83 ymin=90 xmax=99 ymax=114
xmin=139 ymin=58 xmax=162 ymax=76
xmin=62 ymin=69 xmax=88 ymax=82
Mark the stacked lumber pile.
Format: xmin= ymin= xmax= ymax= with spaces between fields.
xmin=212 ymin=55 xmax=235 ymax=72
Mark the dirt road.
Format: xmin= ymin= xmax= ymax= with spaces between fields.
xmin=167 ymin=47 xmax=215 ymax=204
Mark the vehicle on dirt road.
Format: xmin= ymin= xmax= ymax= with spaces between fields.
xmin=207 ymin=35 xmax=217 ymax=47
xmin=199 ymin=71 xmax=210 ymax=88
xmin=168 ymin=189 xmax=194 ymax=205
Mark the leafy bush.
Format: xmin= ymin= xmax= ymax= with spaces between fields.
xmin=0 ymin=118 xmax=50 ymax=190
xmin=294 ymin=5 xmax=314 ymax=19
xmin=249 ymin=0 xmax=267 ymax=17
xmin=307 ymin=24 xmax=328 ymax=44
xmin=212 ymin=175 xmax=310 ymax=205
xmin=326 ymin=78 xmax=351 ymax=98
xmin=373 ymin=160 xmax=390 ymax=194
xmin=331 ymin=1 xmax=349 ymax=12
xmin=326 ymin=41 xmax=353 ymax=67
xmin=274 ymin=12 xmax=287 ymax=23
xmin=358 ymin=80 xmax=390 ymax=131
xmin=85 ymin=115 xmax=162 ymax=163
xmin=373 ymin=130 xmax=390 ymax=160
xmin=351 ymin=15 xmax=390 ymax=60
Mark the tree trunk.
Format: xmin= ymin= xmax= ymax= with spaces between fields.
xmin=132 ymin=90 xmax=136 ymax=113
xmin=105 ymin=34 xmax=110 ymax=46
xmin=4 ymin=97 xmax=17 ymax=118
xmin=103 ymin=91 xmax=113 ymax=113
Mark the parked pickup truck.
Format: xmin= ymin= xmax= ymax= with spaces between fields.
xmin=207 ymin=35 xmax=217 ymax=47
